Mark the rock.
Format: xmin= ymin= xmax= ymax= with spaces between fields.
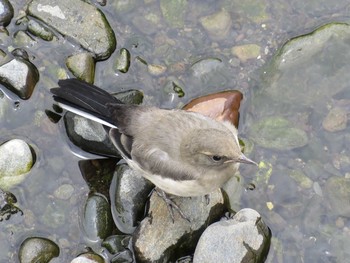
xmin=64 ymin=112 xmax=121 ymax=157
xmin=147 ymin=63 xmax=167 ymax=76
xmin=133 ymin=189 xmax=226 ymax=262
xmin=325 ymin=176 xmax=350 ymax=217
xmin=200 ymin=10 xmax=232 ymax=40
xmin=18 ymin=237 xmax=59 ymax=263
xmin=193 ymin=208 xmax=271 ymax=263
xmin=322 ymin=107 xmax=348 ymax=132
xmin=0 ymin=139 xmax=34 ymax=190
xmin=82 ymin=193 xmax=114 ymax=241
xmin=115 ymin=48 xmax=131 ymax=73
xmin=110 ymin=164 xmax=154 ymax=234
xmin=183 ymin=90 xmax=243 ymax=128
xmin=191 ymin=57 xmax=224 ymax=78
xmin=27 ymin=0 xmax=116 ymax=60
xmin=27 ymin=19 xmax=55 ymax=41
xmin=113 ymin=89 xmax=144 ymax=105
xmin=66 ymin=52 xmax=95 ymax=84
xmin=288 ymin=169 xmax=313 ymax=189
xmin=70 ymin=252 xmax=104 ymax=263
xmin=231 ymin=44 xmax=261 ymax=62
xmin=249 ymin=116 xmax=308 ymax=150
xmin=13 ymin=30 xmax=37 ymax=47
xmin=102 ymin=235 xmax=134 ymax=262
xmin=53 ymin=184 xmax=75 ymax=200
xmin=160 ymin=0 xmax=187 ymax=28
xmin=0 ymin=188 xmax=22 ymax=221
xmin=0 ymin=0 xmax=14 ymax=27
xmin=0 ymin=57 xmax=39 ymax=100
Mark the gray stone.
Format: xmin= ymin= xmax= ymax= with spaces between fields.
xmin=200 ymin=10 xmax=232 ymax=40
xmin=0 ymin=57 xmax=39 ymax=99
xmin=133 ymin=189 xmax=226 ymax=262
xmin=110 ymin=164 xmax=154 ymax=234
xmin=325 ymin=176 xmax=350 ymax=217
xmin=0 ymin=139 xmax=34 ymax=190
xmin=193 ymin=208 xmax=271 ymax=263
xmin=0 ymin=0 xmax=13 ymax=27
xmin=66 ymin=52 xmax=95 ymax=84
xmin=27 ymin=0 xmax=116 ymax=60
xmin=18 ymin=237 xmax=59 ymax=263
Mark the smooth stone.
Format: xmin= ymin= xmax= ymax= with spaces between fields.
xmin=64 ymin=112 xmax=121 ymax=157
xmin=110 ymin=164 xmax=154 ymax=234
xmin=191 ymin=57 xmax=223 ymax=78
xmin=0 ymin=139 xmax=34 ymax=190
xmin=200 ymin=9 xmax=232 ymax=40
xmin=102 ymin=235 xmax=132 ymax=254
xmin=18 ymin=237 xmax=59 ymax=263
xmin=82 ymin=193 xmax=114 ymax=241
xmin=193 ymin=208 xmax=271 ymax=263
xmin=288 ymin=169 xmax=313 ymax=189
xmin=113 ymin=89 xmax=144 ymax=105
xmin=249 ymin=116 xmax=308 ymax=150
xmin=0 ymin=0 xmax=14 ymax=27
xmin=27 ymin=19 xmax=55 ymax=41
xmin=27 ymin=0 xmax=116 ymax=60
xmin=160 ymin=0 xmax=187 ymax=28
xmin=115 ymin=48 xmax=130 ymax=73
xmin=325 ymin=176 xmax=350 ymax=217
xmin=70 ymin=252 xmax=104 ymax=263
xmin=0 ymin=57 xmax=39 ymax=99
xmin=231 ymin=44 xmax=261 ymax=62
xmin=133 ymin=189 xmax=226 ymax=262
xmin=322 ymin=107 xmax=348 ymax=132
xmin=53 ymin=184 xmax=75 ymax=200
xmin=183 ymin=90 xmax=243 ymax=128
xmin=13 ymin=30 xmax=37 ymax=47
xmin=66 ymin=52 xmax=95 ymax=84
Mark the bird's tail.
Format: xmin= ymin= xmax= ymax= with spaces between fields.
xmin=50 ymin=79 xmax=122 ymax=128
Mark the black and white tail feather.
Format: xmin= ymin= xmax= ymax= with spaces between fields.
xmin=51 ymin=78 xmax=134 ymax=159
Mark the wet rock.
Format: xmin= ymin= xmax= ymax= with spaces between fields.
xmin=18 ymin=237 xmax=59 ymax=263
xmin=322 ymin=107 xmax=348 ymax=132
xmin=160 ymin=0 xmax=187 ymax=28
xmin=0 ymin=139 xmax=34 ymax=190
xmin=82 ymin=193 xmax=114 ymax=241
xmin=191 ymin=57 xmax=223 ymax=78
xmin=13 ymin=30 xmax=37 ymax=47
xmin=110 ymin=164 xmax=154 ymax=234
xmin=200 ymin=9 xmax=232 ymax=40
xmin=249 ymin=116 xmax=308 ymax=150
xmin=132 ymin=13 xmax=160 ymax=35
xmin=0 ymin=188 xmax=22 ymax=221
xmin=66 ymin=52 xmax=95 ymax=84
xmin=183 ymin=90 xmax=243 ymax=128
xmin=102 ymin=235 xmax=134 ymax=262
xmin=0 ymin=0 xmax=14 ymax=27
xmin=233 ymin=0 xmax=269 ymax=23
xmin=27 ymin=0 xmax=116 ymax=60
xmin=0 ymin=57 xmax=39 ymax=99
xmin=148 ymin=63 xmax=167 ymax=76
xmin=64 ymin=112 xmax=121 ymax=157
xmin=262 ymin=23 xmax=350 ymax=108
xmin=115 ymin=48 xmax=131 ymax=73
xmin=27 ymin=19 xmax=55 ymax=41
xmin=113 ymin=89 xmax=144 ymax=105
xmin=133 ymin=189 xmax=226 ymax=262
xmin=70 ymin=252 xmax=104 ymax=263
xmin=231 ymin=44 xmax=261 ymax=62
xmin=288 ymin=169 xmax=313 ymax=189
xmin=325 ymin=176 xmax=350 ymax=217
xmin=193 ymin=208 xmax=271 ymax=263
xmin=53 ymin=184 xmax=75 ymax=200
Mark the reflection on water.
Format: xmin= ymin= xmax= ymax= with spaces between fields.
xmin=1 ymin=0 xmax=350 ymax=262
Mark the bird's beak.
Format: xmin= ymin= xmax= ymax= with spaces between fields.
xmin=237 ymin=154 xmax=258 ymax=166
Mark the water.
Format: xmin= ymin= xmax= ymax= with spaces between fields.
xmin=1 ymin=0 xmax=350 ymax=262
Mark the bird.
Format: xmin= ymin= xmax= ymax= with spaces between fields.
xmin=51 ymin=78 xmax=257 ymax=219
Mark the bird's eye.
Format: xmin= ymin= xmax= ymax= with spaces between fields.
xmin=211 ymin=155 xmax=223 ymax=162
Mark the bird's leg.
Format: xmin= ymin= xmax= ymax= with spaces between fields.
xmin=154 ymin=188 xmax=190 ymax=223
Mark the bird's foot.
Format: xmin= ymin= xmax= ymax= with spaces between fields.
xmin=154 ymin=188 xmax=190 ymax=223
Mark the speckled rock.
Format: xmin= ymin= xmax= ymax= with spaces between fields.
xmin=66 ymin=52 xmax=95 ymax=84
xmin=200 ymin=9 xmax=232 ymax=40
xmin=18 ymin=237 xmax=59 ymax=263
xmin=322 ymin=107 xmax=348 ymax=132
xmin=193 ymin=208 xmax=271 ymax=263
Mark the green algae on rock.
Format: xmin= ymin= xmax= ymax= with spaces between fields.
xmin=250 ymin=116 xmax=308 ymax=150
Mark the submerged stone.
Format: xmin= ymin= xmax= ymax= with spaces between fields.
xmin=66 ymin=52 xmax=95 ymax=84
xmin=18 ymin=237 xmax=59 ymax=263
xmin=200 ymin=9 xmax=232 ymax=40
xmin=27 ymin=0 xmax=116 ymax=60
xmin=250 ymin=116 xmax=308 ymax=150
xmin=27 ymin=19 xmax=55 ymax=41
xmin=160 ymin=0 xmax=187 ymax=28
